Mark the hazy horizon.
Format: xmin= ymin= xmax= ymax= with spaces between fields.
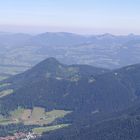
xmin=0 ymin=0 xmax=140 ymax=35
xmin=0 ymin=29 xmax=139 ymax=36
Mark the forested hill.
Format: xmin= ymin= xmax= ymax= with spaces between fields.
xmin=0 ymin=57 xmax=109 ymax=115
xmin=36 ymin=62 xmax=140 ymax=140
xmin=1 ymin=58 xmax=140 ymax=118
xmin=39 ymin=102 xmax=140 ymax=140
xmin=1 ymin=58 xmax=140 ymax=139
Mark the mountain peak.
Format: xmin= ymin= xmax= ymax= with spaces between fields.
xmin=44 ymin=57 xmax=60 ymax=64
xmin=34 ymin=57 xmax=61 ymax=71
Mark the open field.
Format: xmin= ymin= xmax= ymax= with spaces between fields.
xmin=0 ymin=107 xmax=71 ymax=135
xmin=0 ymin=76 xmax=9 ymax=81
xmin=33 ymin=124 xmax=70 ymax=135
xmin=0 ymin=89 xmax=14 ymax=98
xmin=0 ymin=107 xmax=72 ymax=126
xmin=0 ymin=83 xmax=11 ymax=88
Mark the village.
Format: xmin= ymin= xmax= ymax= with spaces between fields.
xmin=0 ymin=132 xmax=39 ymax=140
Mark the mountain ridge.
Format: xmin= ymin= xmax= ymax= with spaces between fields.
xmin=1 ymin=58 xmax=140 ymax=138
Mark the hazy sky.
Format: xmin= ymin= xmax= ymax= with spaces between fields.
xmin=0 ymin=0 xmax=140 ymax=34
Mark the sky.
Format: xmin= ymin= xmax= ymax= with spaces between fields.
xmin=0 ymin=0 xmax=140 ymax=34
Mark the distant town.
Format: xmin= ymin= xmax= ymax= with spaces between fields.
xmin=0 ymin=132 xmax=40 ymax=140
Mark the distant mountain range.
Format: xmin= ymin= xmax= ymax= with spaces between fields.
xmin=1 ymin=58 xmax=140 ymax=139
xmin=1 ymin=32 xmax=140 ymax=78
